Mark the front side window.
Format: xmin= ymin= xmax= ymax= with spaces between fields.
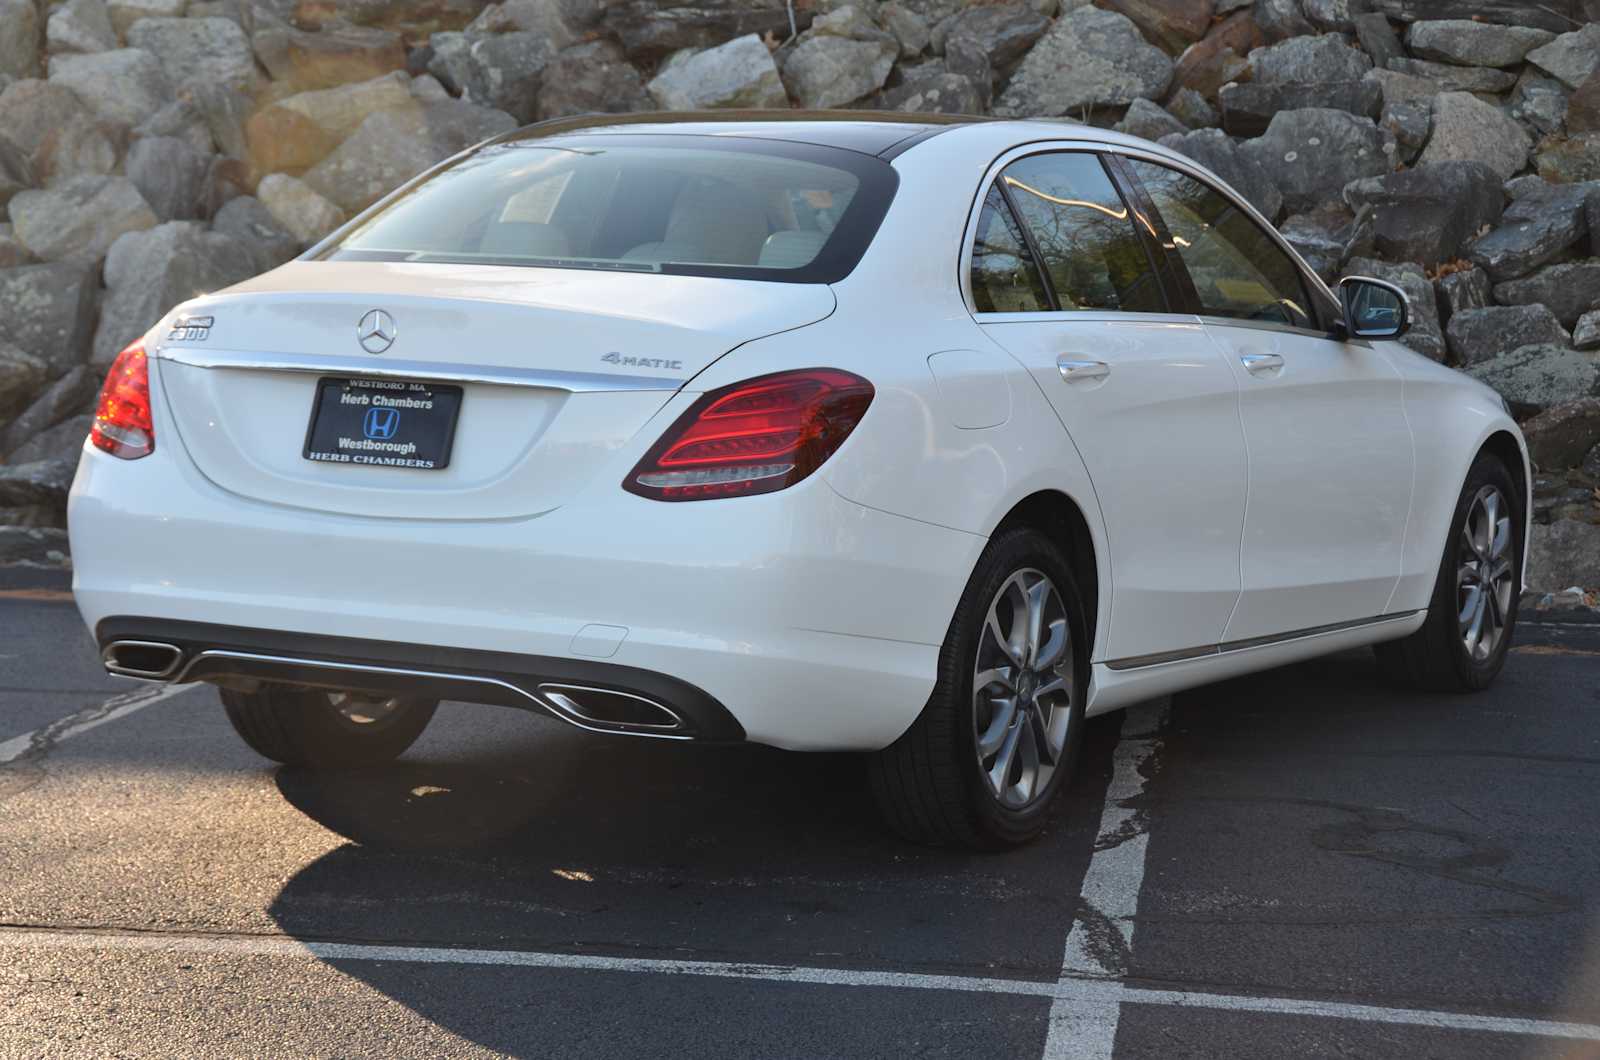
xmin=1124 ymin=158 xmax=1315 ymax=330
xmin=318 ymin=134 xmax=897 ymax=284
xmin=997 ymin=153 xmax=1166 ymax=314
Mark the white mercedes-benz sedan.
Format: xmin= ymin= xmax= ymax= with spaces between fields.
xmin=71 ymin=113 xmax=1529 ymax=847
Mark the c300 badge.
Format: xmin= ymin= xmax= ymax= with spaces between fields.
xmin=167 ymin=315 xmax=213 ymax=342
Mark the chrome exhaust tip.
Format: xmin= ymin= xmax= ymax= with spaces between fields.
xmin=101 ymin=640 xmax=185 ymax=680
xmin=537 ymin=683 xmax=688 ymax=735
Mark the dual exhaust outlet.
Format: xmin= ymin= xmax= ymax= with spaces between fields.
xmin=99 ymin=640 xmax=690 ymax=738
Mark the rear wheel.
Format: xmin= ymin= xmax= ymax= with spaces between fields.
xmin=1374 ymin=451 xmax=1522 ymax=692
xmin=221 ymin=684 xmax=437 ymax=767
xmin=870 ymin=528 xmax=1089 ymax=848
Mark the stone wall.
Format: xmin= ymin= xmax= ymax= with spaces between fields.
xmin=0 ymin=0 xmax=1597 ymax=590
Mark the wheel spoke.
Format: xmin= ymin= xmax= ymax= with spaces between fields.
xmin=1465 ymin=587 xmax=1489 ymax=658
xmin=1489 ymin=516 xmax=1512 ymax=562
xmin=1028 ymin=705 xmax=1057 ymax=768
xmin=1458 ymin=583 xmax=1482 ymax=627
xmin=1034 ymin=618 xmax=1069 ymax=670
xmin=1023 ymin=578 xmax=1050 ymax=667
xmin=977 ymin=695 xmax=1017 ymax=758
xmin=1014 ymin=716 xmax=1041 ymax=804
xmin=975 ymin=667 xmax=1016 ymax=694
xmin=1033 ymin=675 xmax=1069 ymax=702
xmin=984 ymin=608 xmax=1024 ymax=669
xmin=987 ymin=716 xmax=1023 ymax=795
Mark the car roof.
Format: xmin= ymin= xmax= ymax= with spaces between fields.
xmin=499 ymin=110 xmax=993 ymax=158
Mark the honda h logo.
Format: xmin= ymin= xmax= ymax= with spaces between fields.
xmin=356 ymin=309 xmax=396 ymax=354
xmin=363 ymin=406 xmax=400 ymax=440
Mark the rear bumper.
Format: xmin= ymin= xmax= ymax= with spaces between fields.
xmin=68 ymin=441 xmax=984 ymax=751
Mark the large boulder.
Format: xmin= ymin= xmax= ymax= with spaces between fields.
xmin=1239 ymin=109 xmax=1395 ymax=217
xmin=1436 ymin=266 xmax=1493 ymax=322
xmin=649 ymin=33 xmax=786 ymax=110
xmin=256 ymin=173 xmax=347 ymax=246
xmin=1352 ymin=12 xmax=1404 ymax=68
xmin=1494 ymin=262 xmax=1600 ymax=330
xmin=1575 ymin=310 xmax=1600 ymax=351
xmin=995 ymin=7 xmax=1171 ymax=117
xmin=1159 ymin=127 xmax=1283 ymax=222
xmin=1526 ymin=23 xmax=1600 ymax=90
xmin=1363 ymin=0 xmax=1588 ymax=35
xmin=47 ymin=49 xmax=173 ymax=129
xmin=253 ymin=21 xmax=407 ymax=93
xmin=880 ymin=2 xmax=931 ymax=58
xmin=427 ymin=30 xmax=555 ymax=122
xmin=8 ymin=177 xmax=158 ymax=267
xmin=1341 ymin=162 xmax=1503 ymax=269
xmin=0 ymin=343 xmax=49 ymax=423
xmin=92 ymin=223 xmax=257 ymax=364
xmin=1416 ymin=92 xmax=1531 ymax=180
xmin=212 ymin=196 xmax=299 ymax=275
xmin=246 ymin=71 xmax=416 ymax=175
xmin=1527 ymin=519 xmax=1600 ymax=591
xmin=1444 ymin=305 xmax=1569 ymax=366
xmin=1404 ymin=20 xmax=1553 ymax=67
xmin=940 ymin=2 xmax=1050 ymax=67
xmin=126 ymin=18 xmax=256 ymax=90
xmin=1248 ymin=33 xmax=1371 ymax=84
xmin=6 ymin=413 xmax=92 ymax=466
xmin=1218 ymin=79 xmax=1380 ymax=137
xmin=0 ymin=81 xmax=118 ymax=187
xmin=1279 ymin=207 xmax=1349 ymax=282
xmin=105 ymin=0 xmax=183 ymax=37
xmin=0 ymin=0 xmax=41 ymax=80
xmin=0 ymin=366 xmax=96 ymax=459
xmin=1467 ymin=183 xmax=1594 ymax=282
xmin=1170 ymin=9 xmax=1259 ymax=99
xmin=1116 ymin=98 xmax=1189 ymax=142
xmin=781 ymin=34 xmax=897 ymax=109
xmin=1466 ymin=343 xmax=1600 ymax=416
xmin=1535 ymin=134 xmax=1600 ymax=184
xmin=182 ymin=81 xmax=252 ymax=160
xmin=1345 ymin=256 xmax=1446 ymax=361
xmin=877 ymin=64 xmax=986 ymax=114
xmin=1570 ymin=71 xmax=1600 ymax=135
xmin=47 ymin=0 xmax=118 ymax=55
xmin=536 ymin=39 xmax=652 ymax=120
xmin=301 ymin=100 xmax=516 ymax=215
xmin=296 ymin=0 xmax=490 ymax=38
xmin=125 ymin=136 xmax=212 ymax=223
xmin=1096 ymin=0 xmax=1213 ymax=54
xmin=602 ymin=0 xmax=806 ymax=63
xmin=135 ymin=100 xmax=215 ymax=159
xmin=1385 ymin=57 xmax=1516 ymax=94
xmin=1521 ymin=397 xmax=1600 ymax=469
xmin=0 ymin=263 xmax=98 ymax=374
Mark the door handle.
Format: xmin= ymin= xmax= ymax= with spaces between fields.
xmin=1240 ymin=353 xmax=1285 ymax=376
xmin=1057 ymin=356 xmax=1111 ymax=383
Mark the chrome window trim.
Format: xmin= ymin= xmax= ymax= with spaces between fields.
xmin=1103 ymin=610 xmax=1423 ymax=671
xmin=155 ymin=346 xmax=685 ymax=393
xmin=1193 ymin=313 xmax=1343 ymax=342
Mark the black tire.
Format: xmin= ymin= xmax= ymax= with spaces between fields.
xmin=220 ymin=684 xmax=437 ymax=767
xmin=869 ymin=527 xmax=1090 ymax=848
xmin=1374 ymin=451 xmax=1522 ymax=692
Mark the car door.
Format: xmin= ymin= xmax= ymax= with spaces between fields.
xmin=1120 ymin=156 xmax=1415 ymax=643
xmin=968 ymin=148 xmax=1248 ymax=665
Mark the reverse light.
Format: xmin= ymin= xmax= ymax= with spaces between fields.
xmin=624 ymin=368 xmax=874 ymax=501
xmin=90 ymin=339 xmax=154 ymax=460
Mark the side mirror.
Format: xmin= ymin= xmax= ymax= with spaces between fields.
xmin=1337 ymin=275 xmax=1410 ymax=340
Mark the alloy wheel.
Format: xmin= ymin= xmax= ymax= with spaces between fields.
xmin=1456 ymin=485 xmax=1515 ymax=663
xmin=972 ymin=568 xmax=1075 ymax=810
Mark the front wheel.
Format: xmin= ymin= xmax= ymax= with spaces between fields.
xmin=221 ymin=684 xmax=438 ymax=767
xmin=1374 ymin=451 xmax=1522 ymax=691
xmin=870 ymin=528 xmax=1089 ymax=848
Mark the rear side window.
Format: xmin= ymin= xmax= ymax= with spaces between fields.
xmin=318 ymin=134 xmax=897 ymax=284
xmin=994 ymin=153 xmax=1166 ymax=314
xmin=1124 ymin=158 xmax=1315 ymax=330
xmin=970 ymin=185 xmax=1050 ymax=313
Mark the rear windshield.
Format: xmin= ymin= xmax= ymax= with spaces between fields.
xmin=315 ymin=134 xmax=899 ymax=284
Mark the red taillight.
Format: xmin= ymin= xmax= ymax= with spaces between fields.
xmin=624 ymin=368 xmax=874 ymax=501
xmin=90 ymin=339 xmax=154 ymax=460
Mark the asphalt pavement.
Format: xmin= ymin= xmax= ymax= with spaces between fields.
xmin=2 ymin=564 xmax=1598 ymax=1058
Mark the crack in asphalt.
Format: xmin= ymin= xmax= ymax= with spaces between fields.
xmin=0 ymin=684 xmax=190 ymax=801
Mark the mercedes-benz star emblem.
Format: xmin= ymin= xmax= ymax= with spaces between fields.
xmin=357 ymin=309 xmax=396 ymax=354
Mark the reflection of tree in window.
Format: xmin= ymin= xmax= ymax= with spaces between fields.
xmin=971 ymin=186 xmax=1049 ymax=312
xmin=999 ymin=154 xmax=1163 ymax=314
xmin=1126 ymin=160 xmax=1313 ymax=329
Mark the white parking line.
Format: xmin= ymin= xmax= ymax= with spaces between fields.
xmin=2 ymin=928 xmax=1596 ymax=1044
xmin=0 ymin=683 xmax=196 ymax=765
xmin=1043 ymin=699 xmax=1169 ymax=1059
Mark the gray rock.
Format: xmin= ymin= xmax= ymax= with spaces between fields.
xmin=1379 ymin=99 xmax=1430 ymax=165
xmin=252 ymin=20 xmax=407 ymax=95
xmin=1467 ymin=183 xmax=1594 ymax=282
xmin=1535 ymin=134 xmax=1600 ymax=185
xmin=126 ymin=18 xmax=256 ymax=91
xmin=1302 ymin=0 xmax=1357 ymax=31
xmin=1249 ymin=33 xmax=1371 ymax=84
xmin=0 ymin=80 xmax=117 ymax=187
xmin=1446 ymin=304 xmax=1569 ymax=366
xmin=181 ymin=81 xmax=252 ymax=160
xmin=995 ymin=7 xmax=1171 ymax=118
xmin=1527 ymin=518 xmax=1600 ymax=590
xmin=1585 ymin=441 xmax=1600 ymax=480
xmin=1509 ymin=70 xmax=1569 ymax=138
xmin=47 ymin=49 xmax=173 ymax=132
xmin=535 ymin=40 xmax=651 ymax=120
xmin=427 ymin=31 xmax=554 ymax=123
xmin=212 ymin=196 xmax=299 ymax=275
xmin=1572 ymin=69 xmax=1600 ymax=134
xmin=8 ymin=176 xmax=158 ymax=267
xmin=879 ymin=67 xmax=986 ymax=114
xmin=0 ymin=0 xmax=41 ymax=80
xmin=1353 ymin=12 xmax=1404 ymax=69
xmin=1576 ymin=309 xmax=1600 ymax=351
xmin=1404 ymin=20 xmax=1553 ymax=68
xmin=0 ymin=526 xmax=69 ymax=564
xmin=0 ymin=459 xmax=76 ymax=511
xmin=603 ymin=0 xmax=807 ymax=63
xmin=1345 ymin=255 xmax=1446 ymax=360
xmin=1253 ymin=0 xmax=1313 ymax=42
xmin=255 ymin=174 xmax=347 ymax=247
xmin=1159 ymin=127 xmax=1284 ymax=221
xmin=134 ymin=100 xmax=215 ymax=159
xmin=463 ymin=0 xmax=579 ymax=43
xmin=1219 ymin=79 xmax=1380 ymax=137
xmin=0 ymin=343 xmax=48 ymax=423
xmin=1521 ymin=397 xmax=1600 ymax=469
xmin=1527 ymin=24 xmax=1600 ymax=91
xmin=942 ymin=2 xmax=1049 ymax=68
xmin=302 ymin=100 xmax=516 ymax=216
xmin=1116 ymin=98 xmax=1188 ymax=142
xmin=105 ymin=0 xmax=183 ymax=38
xmin=92 ymin=222 xmax=256 ymax=364
xmin=0 ymin=139 xmax=31 ymax=211
xmin=1239 ymin=108 xmax=1395 ymax=217
xmin=1341 ymin=161 xmax=1503 ymax=268
xmin=1166 ymin=88 xmax=1217 ymax=129
xmin=1385 ymin=56 xmax=1517 ymax=94
xmin=880 ymin=2 xmax=931 ymax=57
xmin=47 ymin=0 xmax=118 ymax=55
xmin=1363 ymin=66 xmax=1441 ymax=109
xmin=1493 ymin=262 xmax=1600 ymax=330
xmin=1364 ymin=0 xmax=1590 ymax=35
xmin=1436 ymin=266 xmax=1492 ymax=322
xmin=7 ymin=415 xmax=92 ymax=466
xmin=124 ymin=136 xmax=212 ymax=223
xmin=1279 ymin=208 xmax=1349 ymax=282
xmin=1466 ymin=343 xmax=1600 ymax=416
xmin=782 ymin=34 xmax=897 ymax=109
xmin=0 ymin=366 xmax=96 ymax=458
xmin=650 ymin=34 xmax=786 ymax=110
xmin=1094 ymin=0 xmax=1213 ymax=54
xmin=942 ymin=34 xmax=993 ymax=107
xmin=0 ymin=223 xmax=28 ymax=268
xmin=1416 ymin=92 xmax=1530 ymax=180
xmin=0 ymin=263 xmax=98 ymax=373
xmin=246 ymin=72 xmax=416 ymax=176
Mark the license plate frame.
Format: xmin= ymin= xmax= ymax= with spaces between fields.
xmin=302 ymin=376 xmax=464 ymax=471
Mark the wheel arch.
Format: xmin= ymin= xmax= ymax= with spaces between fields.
xmin=990 ymin=489 xmax=1104 ymax=659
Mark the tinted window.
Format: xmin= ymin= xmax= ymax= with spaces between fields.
xmin=319 ymin=135 xmax=897 ymax=284
xmin=1125 ymin=159 xmax=1315 ymax=329
xmin=998 ymin=153 xmax=1165 ymax=314
xmin=970 ymin=185 xmax=1050 ymax=313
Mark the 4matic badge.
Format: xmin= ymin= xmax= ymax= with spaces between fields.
xmin=601 ymin=352 xmax=683 ymax=371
